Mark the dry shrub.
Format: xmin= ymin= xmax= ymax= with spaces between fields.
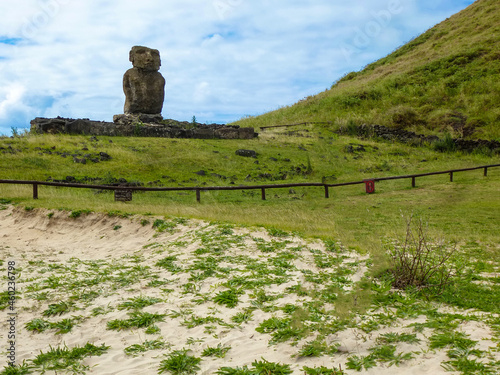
xmin=389 ymin=216 xmax=456 ymax=295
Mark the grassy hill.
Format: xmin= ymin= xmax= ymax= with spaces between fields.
xmin=232 ymin=0 xmax=500 ymax=140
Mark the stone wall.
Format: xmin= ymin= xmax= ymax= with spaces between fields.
xmin=30 ymin=117 xmax=257 ymax=140
xmin=340 ymin=124 xmax=500 ymax=152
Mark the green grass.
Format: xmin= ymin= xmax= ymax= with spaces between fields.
xmin=217 ymin=359 xmax=293 ymax=375
xmin=42 ymin=301 xmax=76 ymax=316
xmin=302 ymin=366 xmax=345 ymax=375
xmin=201 ymin=344 xmax=231 ymax=358
xmin=25 ymin=318 xmax=77 ymax=334
xmin=213 ymin=289 xmax=241 ymax=308
xmin=117 ymin=296 xmax=163 ymax=310
xmin=0 ymin=363 xmax=31 ymax=375
xmin=107 ymin=311 xmax=165 ymax=330
xmin=158 ymin=349 xmax=201 ymax=375
xmin=11 ymin=343 xmax=110 ymax=374
xmin=2 ymin=131 xmax=499 ymax=252
xmin=124 ymin=339 xmax=170 ymax=357
xmin=232 ymin=0 xmax=500 ymax=140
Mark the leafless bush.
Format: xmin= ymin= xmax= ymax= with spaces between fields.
xmin=390 ymin=216 xmax=456 ymax=294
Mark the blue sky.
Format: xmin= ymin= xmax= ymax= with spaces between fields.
xmin=0 ymin=0 xmax=475 ymax=135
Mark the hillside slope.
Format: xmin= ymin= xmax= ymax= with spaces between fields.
xmin=233 ymin=0 xmax=500 ymax=139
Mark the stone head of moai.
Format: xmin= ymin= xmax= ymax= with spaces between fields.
xmin=123 ymin=46 xmax=165 ymax=115
xmin=130 ymin=46 xmax=161 ymax=71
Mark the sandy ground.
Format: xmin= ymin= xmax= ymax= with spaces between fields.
xmin=0 ymin=205 xmax=498 ymax=374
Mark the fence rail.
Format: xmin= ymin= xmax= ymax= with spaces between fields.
xmin=259 ymin=121 xmax=333 ymax=130
xmin=1 ymin=164 xmax=499 ymax=203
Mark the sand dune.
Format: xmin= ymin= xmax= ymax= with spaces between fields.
xmin=1 ymin=206 xmax=498 ymax=374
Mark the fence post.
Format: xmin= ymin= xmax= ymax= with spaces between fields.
xmin=484 ymin=167 xmax=488 ymax=177
xmin=324 ymin=185 xmax=329 ymax=199
xmin=261 ymin=188 xmax=266 ymax=200
xmin=33 ymin=183 xmax=38 ymax=199
xmin=196 ymin=189 xmax=201 ymax=203
xmin=412 ymin=177 xmax=416 ymax=188
xmin=450 ymin=172 xmax=454 ymax=182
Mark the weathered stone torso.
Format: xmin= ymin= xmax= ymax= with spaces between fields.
xmin=123 ymin=68 xmax=165 ymax=114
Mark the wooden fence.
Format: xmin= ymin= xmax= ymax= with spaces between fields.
xmin=1 ymin=164 xmax=499 ymax=203
xmin=259 ymin=121 xmax=333 ymax=130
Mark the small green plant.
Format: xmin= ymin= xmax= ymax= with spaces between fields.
xmin=145 ymin=325 xmax=161 ymax=334
xmin=69 ymin=209 xmax=91 ymax=219
xmin=107 ymin=311 xmax=165 ymax=330
xmin=368 ymin=344 xmax=398 ymax=363
xmin=298 ymin=340 xmax=327 ymax=357
xmin=153 ymin=219 xmax=177 ymax=233
xmin=25 ymin=318 xmax=52 ymax=333
xmin=0 ymin=291 xmax=14 ymax=311
xmin=345 ymin=355 xmax=376 ymax=371
xmin=181 ymin=314 xmax=222 ymax=329
xmin=267 ymin=227 xmax=289 ymax=237
xmin=47 ymin=212 xmax=54 ymax=218
xmin=231 ymin=310 xmax=253 ymax=324
xmin=91 ymin=306 xmax=113 ymax=316
xmin=252 ymin=358 xmax=292 ymax=375
xmin=0 ymin=362 xmax=31 ymax=375
xmin=256 ymin=316 xmax=306 ymax=344
xmin=156 ymin=256 xmax=182 ymax=274
xmin=107 ymin=210 xmax=132 ymax=218
xmin=186 ymin=337 xmax=205 ymax=345
xmin=42 ymin=301 xmax=75 ymax=317
xmin=158 ymin=349 xmax=201 ymax=375
xmin=30 ymin=343 xmax=109 ymax=373
xmin=113 ymin=225 xmax=122 ymax=230
xmin=302 ymin=366 xmax=345 ymax=375
xmin=442 ymin=348 xmax=494 ymax=374
xmin=117 ymin=296 xmax=162 ymax=310
xmin=219 ymin=359 xmax=292 ymax=375
xmin=51 ymin=318 xmax=75 ymax=334
xmin=124 ymin=339 xmax=169 ymax=357
xmin=213 ymin=289 xmax=240 ymax=308
xmin=201 ymin=344 xmax=231 ymax=358
xmin=428 ymin=331 xmax=477 ymax=350
xmin=216 ymin=366 xmax=255 ymax=375
xmin=134 ymin=121 xmax=144 ymax=136
xmin=256 ymin=317 xmax=290 ymax=334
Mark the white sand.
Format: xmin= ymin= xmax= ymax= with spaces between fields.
xmin=0 ymin=206 xmax=498 ymax=374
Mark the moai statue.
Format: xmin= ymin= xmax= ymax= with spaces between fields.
xmin=123 ymin=46 xmax=165 ymax=115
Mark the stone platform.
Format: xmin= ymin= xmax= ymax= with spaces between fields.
xmin=30 ymin=115 xmax=256 ymax=140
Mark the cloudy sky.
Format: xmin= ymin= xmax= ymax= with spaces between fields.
xmin=0 ymin=0 xmax=475 ymax=135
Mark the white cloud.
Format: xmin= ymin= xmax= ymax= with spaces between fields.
xmin=0 ymin=0 xmax=475 ymax=134
xmin=0 ymin=84 xmax=27 ymax=120
xmin=193 ymin=82 xmax=212 ymax=104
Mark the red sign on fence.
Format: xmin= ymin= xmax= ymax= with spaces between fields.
xmin=364 ymin=179 xmax=375 ymax=194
